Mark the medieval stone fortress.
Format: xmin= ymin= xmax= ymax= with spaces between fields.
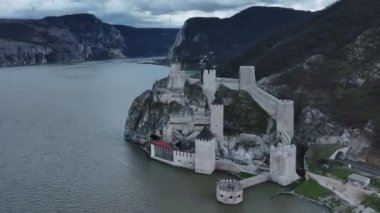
xmin=148 ymin=63 xmax=300 ymax=204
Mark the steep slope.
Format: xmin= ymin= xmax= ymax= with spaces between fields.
xmin=115 ymin=26 xmax=179 ymax=57
xmin=0 ymin=14 xmax=126 ymax=66
xmin=0 ymin=14 xmax=178 ymax=66
xmin=169 ymin=6 xmax=314 ymax=69
xmin=219 ymin=0 xmax=380 ymax=165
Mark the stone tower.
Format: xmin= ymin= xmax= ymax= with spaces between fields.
xmin=239 ymin=66 xmax=256 ymax=91
xmin=202 ymin=69 xmax=216 ymax=103
xmin=195 ymin=128 xmax=216 ymax=175
xmin=162 ymin=124 xmax=173 ymax=142
xmin=269 ymin=144 xmax=299 ymax=186
xmin=210 ymin=96 xmax=224 ymax=142
xmin=168 ymin=63 xmax=185 ymax=91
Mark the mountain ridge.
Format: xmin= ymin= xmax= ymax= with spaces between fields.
xmin=0 ymin=13 xmax=179 ymax=66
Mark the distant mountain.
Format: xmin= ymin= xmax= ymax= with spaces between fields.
xmin=170 ymin=0 xmax=380 ymax=166
xmin=115 ymin=25 xmax=178 ymax=57
xmin=224 ymin=0 xmax=380 ymax=165
xmin=169 ymin=7 xmax=314 ymax=69
xmin=0 ymin=14 xmax=178 ymax=66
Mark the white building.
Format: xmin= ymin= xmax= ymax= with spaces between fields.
xmin=348 ymin=174 xmax=371 ymax=188
xmin=195 ymin=128 xmax=216 ymax=175
xmin=167 ymin=63 xmax=185 ymax=91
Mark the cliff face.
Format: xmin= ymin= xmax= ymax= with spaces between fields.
xmin=115 ymin=26 xmax=179 ymax=57
xmin=168 ymin=7 xmax=314 ymax=69
xmin=163 ymin=0 xmax=380 ymax=165
xmin=124 ymin=78 xmax=206 ymax=143
xmin=0 ymin=14 xmax=178 ymax=66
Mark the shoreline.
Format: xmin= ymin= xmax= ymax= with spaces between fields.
xmin=129 ymin=139 xmax=332 ymax=211
xmin=0 ymin=56 xmax=170 ymax=70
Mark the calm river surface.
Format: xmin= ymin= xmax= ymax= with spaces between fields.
xmin=0 ymin=60 xmax=329 ymax=213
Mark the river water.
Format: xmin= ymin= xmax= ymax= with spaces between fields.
xmin=0 ymin=60 xmax=328 ymax=213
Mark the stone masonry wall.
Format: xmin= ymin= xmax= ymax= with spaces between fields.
xmin=203 ymin=66 xmax=294 ymax=141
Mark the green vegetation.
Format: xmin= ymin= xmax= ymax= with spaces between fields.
xmin=370 ymin=177 xmax=380 ymax=189
xmin=215 ymin=86 xmax=271 ymax=135
xmin=308 ymin=144 xmax=344 ymax=161
xmin=308 ymin=161 xmax=352 ymax=180
xmin=294 ymin=179 xmax=331 ymax=200
xmin=239 ymin=172 xmax=255 ymax=179
xmin=364 ymin=194 xmax=380 ymax=212
xmin=307 ymin=144 xmax=353 ymax=181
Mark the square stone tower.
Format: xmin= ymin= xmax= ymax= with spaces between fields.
xmin=168 ymin=63 xmax=185 ymax=91
xmin=195 ymin=128 xmax=216 ymax=175
xmin=202 ymin=69 xmax=216 ymax=103
xmin=239 ymin=66 xmax=256 ymax=91
xmin=269 ymin=144 xmax=299 ymax=186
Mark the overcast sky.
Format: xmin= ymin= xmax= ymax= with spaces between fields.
xmin=0 ymin=0 xmax=338 ymax=28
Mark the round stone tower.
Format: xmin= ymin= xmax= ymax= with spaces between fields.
xmin=216 ymin=179 xmax=243 ymax=205
xmin=195 ymin=128 xmax=216 ymax=175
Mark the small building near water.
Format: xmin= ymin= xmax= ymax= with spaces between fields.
xmin=347 ymin=174 xmax=371 ymax=188
xmin=149 ymin=127 xmax=216 ymax=173
xmin=216 ymin=179 xmax=243 ymax=205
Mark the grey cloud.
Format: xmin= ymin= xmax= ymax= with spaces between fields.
xmin=0 ymin=0 xmax=338 ymax=27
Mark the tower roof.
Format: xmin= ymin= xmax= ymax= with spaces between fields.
xmin=196 ymin=128 xmax=215 ymax=141
xmin=212 ymin=96 xmax=223 ymax=105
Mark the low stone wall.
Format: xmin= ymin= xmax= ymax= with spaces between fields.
xmin=215 ymin=160 xmax=242 ymax=173
xmin=240 ymin=173 xmax=270 ymax=188
xmin=173 ymin=150 xmax=195 ymax=169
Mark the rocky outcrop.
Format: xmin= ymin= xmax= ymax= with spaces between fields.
xmin=125 ymin=78 xmax=276 ymax=163
xmin=124 ymin=79 xmax=206 ymax=143
xmin=0 ymin=40 xmax=51 ymax=66
xmin=0 ymin=14 xmax=178 ymax=66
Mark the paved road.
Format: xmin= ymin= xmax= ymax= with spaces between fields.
xmin=337 ymin=159 xmax=380 ymax=176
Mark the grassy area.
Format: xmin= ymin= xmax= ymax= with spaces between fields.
xmin=308 ymin=161 xmax=353 ymax=180
xmin=364 ymin=194 xmax=380 ymax=212
xmin=294 ymin=179 xmax=331 ymax=200
xmin=370 ymin=177 xmax=380 ymax=189
xmin=308 ymin=144 xmax=345 ymax=161
xmin=239 ymin=172 xmax=255 ymax=179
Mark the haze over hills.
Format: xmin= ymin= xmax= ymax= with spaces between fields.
xmin=0 ymin=14 xmax=178 ymax=66
xmin=170 ymin=0 xmax=380 ymax=165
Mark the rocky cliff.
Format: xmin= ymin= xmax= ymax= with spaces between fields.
xmin=163 ymin=0 xmax=380 ymax=166
xmin=168 ymin=7 xmax=313 ymax=69
xmin=115 ymin=26 xmax=179 ymax=57
xmin=124 ymin=78 xmax=275 ymax=162
xmin=0 ymin=14 xmax=178 ymax=66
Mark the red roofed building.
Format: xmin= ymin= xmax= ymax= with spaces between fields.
xmin=150 ymin=140 xmax=174 ymax=150
xmin=150 ymin=140 xmax=174 ymax=161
